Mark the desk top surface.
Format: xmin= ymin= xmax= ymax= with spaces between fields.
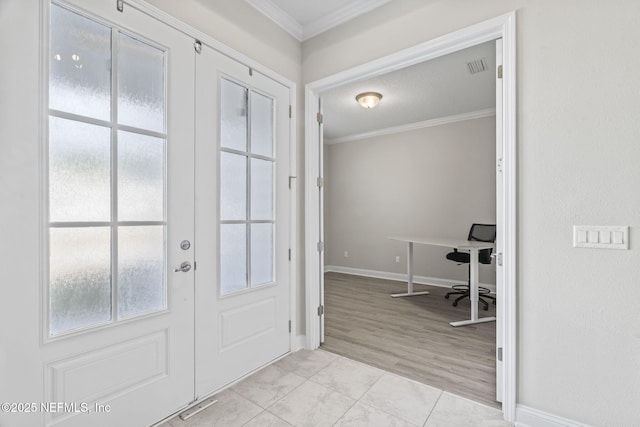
xmin=387 ymin=236 xmax=495 ymax=250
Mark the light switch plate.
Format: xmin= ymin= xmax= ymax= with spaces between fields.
xmin=573 ymin=226 xmax=629 ymax=249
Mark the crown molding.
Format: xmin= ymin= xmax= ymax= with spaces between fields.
xmin=324 ymin=108 xmax=496 ymax=145
xmin=303 ymin=0 xmax=392 ymax=41
xmin=246 ymin=0 xmax=304 ymax=40
xmin=246 ymin=0 xmax=392 ymax=42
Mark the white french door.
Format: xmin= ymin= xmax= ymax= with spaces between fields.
xmin=194 ymin=44 xmax=291 ymax=397
xmin=1 ymin=2 xmax=293 ymax=426
xmin=4 ymin=2 xmax=195 ymax=426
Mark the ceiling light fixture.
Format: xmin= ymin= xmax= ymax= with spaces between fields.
xmin=355 ymin=92 xmax=382 ymax=109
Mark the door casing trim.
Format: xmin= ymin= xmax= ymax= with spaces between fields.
xmin=304 ymin=11 xmax=517 ymax=422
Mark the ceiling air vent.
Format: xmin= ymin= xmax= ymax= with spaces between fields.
xmin=466 ymin=58 xmax=488 ymax=74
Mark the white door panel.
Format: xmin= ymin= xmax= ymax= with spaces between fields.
xmin=195 ymin=44 xmax=290 ymax=396
xmin=1 ymin=2 xmax=195 ymax=426
xmin=495 ymin=38 xmax=504 ymax=403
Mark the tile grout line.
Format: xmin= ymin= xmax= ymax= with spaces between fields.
xmin=422 ymin=390 xmax=444 ymax=427
xmin=258 ymin=355 xmax=340 ymax=425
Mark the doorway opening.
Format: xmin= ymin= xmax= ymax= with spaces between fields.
xmin=305 ymin=12 xmax=516 ymax=422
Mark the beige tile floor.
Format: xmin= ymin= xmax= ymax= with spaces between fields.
xmin=161 ymin=349 xmax=512 ymax=427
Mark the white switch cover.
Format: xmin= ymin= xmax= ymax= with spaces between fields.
xmin=577 ymin=229 xmax=588 ymax=243
xmin=573 ymin=226 xmax=629 ymax=249
xmin=613 ymin=231 xmax=624 ymax=244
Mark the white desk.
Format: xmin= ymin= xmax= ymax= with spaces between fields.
xmin=388 ymin=236 xmax=496 ymax=327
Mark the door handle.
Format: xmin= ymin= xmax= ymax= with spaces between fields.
xmin=174 ymin=261 xmax=192 ymax=273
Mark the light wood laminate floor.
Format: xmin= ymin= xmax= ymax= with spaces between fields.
xmin=321 ymin=272 xmax=498 ymax=408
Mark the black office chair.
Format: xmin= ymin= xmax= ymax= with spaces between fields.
xmin=444 ymin=223 xmax=496 ymax=310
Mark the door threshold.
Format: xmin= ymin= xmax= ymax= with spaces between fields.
xmin=178 ymin=397 xmax=218 ymax=421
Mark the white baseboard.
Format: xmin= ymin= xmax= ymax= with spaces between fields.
xmin=324 ymin=265 xmax=496 ymax=293
xmin=516 ymin=405 xmax=589 ymax=427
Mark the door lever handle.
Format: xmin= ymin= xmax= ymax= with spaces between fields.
xmin=174 ymin=261 xmax=192 ymax=273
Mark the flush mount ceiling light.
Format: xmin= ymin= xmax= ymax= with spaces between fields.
xmin=355 ymin=92 xmax=382 ymax=109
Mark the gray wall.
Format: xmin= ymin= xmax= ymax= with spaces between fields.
xmin=304 ymin=0 xmax=640 ymax=425
xmin=324 ymin=117 xmax=496 ymax=286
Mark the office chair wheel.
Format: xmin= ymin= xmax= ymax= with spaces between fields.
xmin=452 ymin=301 xmax=458 ymax=307
xmin=444 ymin=294 xmax=450 ymax=299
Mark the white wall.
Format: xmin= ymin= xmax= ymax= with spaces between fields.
xmin=147 ymin=0 xmax=300 ymax=82
xmin=324 ymin=117 xmax=496 ymax=286
xmin=304 ymin=0 xmax=640 ymax=425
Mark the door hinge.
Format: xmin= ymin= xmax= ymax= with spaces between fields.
xmin=193 ymin=261 xmax=197 ymax=270
xmin=289 ymin=105 xmax=292 ymax=118
xmin=116 ymin=0 xmax=124 ymax=12
xmin=317 ymin=177 xmax=324 ymax=188
xmin=317 ymin=112 xmax=324 ymax=124
xmin=288 ymin=320 xmax=292 ymax=333
xmin=194 ymin=40 xmax=202 ymax=54
xmin=497 ymin=157 xmax=503 ymax=173
xmin=317 ymin=241 xmax=324 ymax=252
xmin=497 ymin=347 xmax=503 ymax=362
xmin=289 ymin=175 xmax=296 ymax=189
xmin=288 ymin=249 xmax=292 ymax=261
xmin=497 ymin=64 xmax=503 ymax=79
xmin=249 ymin=68 xmax=253 ymax=76
xmin=497 ymin=253 xmax=503 ymax=266
xmin=317 ymin=305 xmax=324 ymax=316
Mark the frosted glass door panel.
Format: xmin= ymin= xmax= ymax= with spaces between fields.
xmin=220 ymin=79 xmax=248 ymax=151
xmin=250 ymin=159 xmax=274 ymax=221
xmin=218 ymin=78 xmax=279 ymax=295
xmin=220 ymin=152 xmax=247 ymax=221
xmin=250 ymin=223 xmax=273 ymax=286
xmin=49 ymin=117 xmax=111 ymax=222
xmin=49 ymin=4 xmax=111 ymax=120
xmin=118 ymin=131 xmax=165 ymax=221
xmin=118 ymin=226 xmax=166 ymax=318
xmin=48 ymin=3 xmax=169 ymax=337
xmin=220 ymin=224 xmax=247 ymax=294
xmin=250 ymin=92 xmax=274 ymax=157
xmin=49 ymin=227 xmax=112 ymax=335
xmin=118 ymin=33 xmax=165 ymax=132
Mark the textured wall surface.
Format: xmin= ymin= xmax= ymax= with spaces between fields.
xmin=324 ymin=117 xmax=496 ymax=285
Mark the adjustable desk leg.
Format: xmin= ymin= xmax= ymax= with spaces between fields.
xmin=470 ymin=247 xmax=479 ymax=321
xmin=391 ymin=241 xmax=429 ymax=298
xmin=450 ymin=247 xmax=496 ymax=327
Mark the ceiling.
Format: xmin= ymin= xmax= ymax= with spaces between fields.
xmin=321 ymin=41 xmax=497 ymax=143
xmin=244 ymin=1 xmax=496 ymax=143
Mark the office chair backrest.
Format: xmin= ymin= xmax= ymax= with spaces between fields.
xmin=467 ymin=223 xmax=496 ymax=264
